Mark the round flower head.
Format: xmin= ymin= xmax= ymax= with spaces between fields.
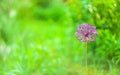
xmin=76 ymin=24 xmax=98 ymax=42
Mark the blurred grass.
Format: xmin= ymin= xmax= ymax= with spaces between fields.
xmin=0 ymin=0 xmax=120 ymax=75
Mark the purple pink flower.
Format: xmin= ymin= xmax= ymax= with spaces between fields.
xmin=76 ymin=24 xmax=98 ymax=42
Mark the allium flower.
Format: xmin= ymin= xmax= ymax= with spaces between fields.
xmin=76 ymin=24 xmax=98 ymax=42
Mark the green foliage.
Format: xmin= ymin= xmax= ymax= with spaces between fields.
xmin=68 ymin=0 xmax=120 ymax=67
xmin=0 ymin=0 xmax=120 ymax=75
xmin=68 ymin=0 xmax=120 ymax=35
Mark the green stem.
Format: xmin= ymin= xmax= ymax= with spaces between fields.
xmin=86 ymin=42 xmax=88 ymax=75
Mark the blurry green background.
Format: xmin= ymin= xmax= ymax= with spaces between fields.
xmin=0 ymin=0 xmax=120 ymax=75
